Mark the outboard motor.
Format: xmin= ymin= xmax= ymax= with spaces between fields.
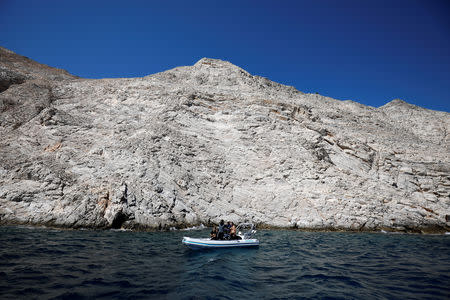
xmin=236 ymin=223 xmax=256 ymax=240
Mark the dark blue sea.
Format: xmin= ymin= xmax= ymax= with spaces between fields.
xmin=0 ymin=226 xmax=449 ymax=299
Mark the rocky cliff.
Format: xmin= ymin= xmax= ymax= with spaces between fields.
xmin=0 ymin=47 xmax=449 ymax=232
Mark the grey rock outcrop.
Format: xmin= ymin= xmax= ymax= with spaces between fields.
xmin=0 ymin=48 xmax=449 ymax=232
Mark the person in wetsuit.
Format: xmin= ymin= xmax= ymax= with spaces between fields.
xmin=218 ymin=220 xmax=225 ymax=240
xmin=224 ymin=221 xmax=231 ymax=240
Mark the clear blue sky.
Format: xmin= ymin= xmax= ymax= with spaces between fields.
xmin=1 ymin=0 xmax=449 ymax=112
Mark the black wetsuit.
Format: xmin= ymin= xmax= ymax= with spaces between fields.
xmin=218 ymin=223 xmax=225 ymax=240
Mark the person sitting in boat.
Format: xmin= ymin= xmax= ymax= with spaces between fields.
xmin=210 ymin=226 xmax=218 ymax=240
xmin=230 ymin=222 xmax=242 ymax=240
xmin=229 ymin=222 xmax=238 ymax=240
xmin=229 ymin=222 xmax=237 ymax=240
xmin=218 ymin=220 xmax=225 ymax=240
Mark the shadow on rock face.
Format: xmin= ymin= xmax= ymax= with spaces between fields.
xmin=111 ymin=211 xmax=129 ymax=229
xmin=0 ymin=75 xmax=25 ymax=93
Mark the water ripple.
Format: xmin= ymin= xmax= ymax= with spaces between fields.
xmin=0 ymin=227 xmax=449 ymax=299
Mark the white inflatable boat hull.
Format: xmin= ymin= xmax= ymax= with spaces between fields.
xmin=182 ymin=237 xmax=259 ymax=249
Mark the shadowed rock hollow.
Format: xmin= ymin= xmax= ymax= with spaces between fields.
xmin=0 ymin=47 xmax=449 ymax=232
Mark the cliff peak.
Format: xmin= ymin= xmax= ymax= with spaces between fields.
xmin=192 ymin=57 xmax=251 ymax=76
xmin=379 ymin=98 xmax=422 ymax=111
xmin=194 ymin=57 xmax=242 ymax=68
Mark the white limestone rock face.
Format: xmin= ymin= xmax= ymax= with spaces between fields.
xmin=0 ymin=48 xmax=449 ymax=232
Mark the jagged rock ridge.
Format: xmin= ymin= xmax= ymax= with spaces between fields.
xmin=0 ymin=47 xmax=449 ymax=232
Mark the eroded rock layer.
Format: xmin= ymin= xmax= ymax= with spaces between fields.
xmin=0 ymin=47 xmax=449 ymax=232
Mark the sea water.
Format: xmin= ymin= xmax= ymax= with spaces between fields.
xmin=0 ymin=226 xmax=449 ymax=299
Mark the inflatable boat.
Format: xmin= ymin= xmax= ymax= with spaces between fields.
xmin=182 ymin=223 xmax=259 ymax=249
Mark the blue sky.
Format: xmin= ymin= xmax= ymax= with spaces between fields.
xmin=1 ymin=0 xmax=449 ymax=112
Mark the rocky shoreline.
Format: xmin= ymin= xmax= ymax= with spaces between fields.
xmin=1 ymin=47 xmax=449 ymax=232
xmin=1 ymin=222 xmax=449 ymax=235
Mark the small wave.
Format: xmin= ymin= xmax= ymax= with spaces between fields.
xmin=110 ymin=228 xmax=131 ymax=232
xmin=379 ymin=230 xmax=405 ymax=235
xmin=17 ymin=225 xmax=48 ymax=230
xmin=181 ymin=224 xmax=206 ymax=231
xmin=445 ymin=232 xmax=450 ymax=235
